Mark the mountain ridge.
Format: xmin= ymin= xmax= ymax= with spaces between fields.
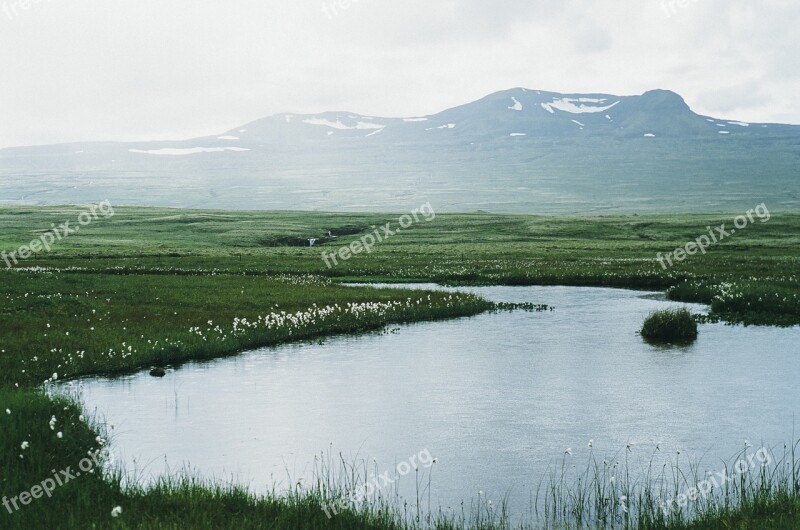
xmin=0 ymin=88 xmax=798 ymax=214
xmin=3 ymin=88 xmax=799 ymax=152
xmin=202 ymin=87 xmax=798 ymax=147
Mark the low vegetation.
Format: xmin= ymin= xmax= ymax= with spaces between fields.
xmin=1 ymin=207 xmax=798 ymax=528
xmin=640 ymin=308 xmax=699 ymax=345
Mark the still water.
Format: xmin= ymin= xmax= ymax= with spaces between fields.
xmin=68 ymin=286 xmax=800 ymax=516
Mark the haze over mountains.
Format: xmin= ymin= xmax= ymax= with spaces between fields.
xmin=1 ymin=89 xmax=799 ymax=213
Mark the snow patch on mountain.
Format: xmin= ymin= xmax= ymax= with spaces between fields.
xmin=303 ymin=118 xmax=385 ymax=130
xmin=542 ymin=98 xmax=620 ymax=114
xmin=509 ymin=97 xmax=523 ymax=111
xmin=510 ymin=133 xmax=526 ymax=137
xmin=129 ymin=147 xmax=250 ymax=156
xmin=403 ymin=117 xmax=428 ymax=122
xmin=427 ymin=123 xmax=456 ymax=130
xmin=218 ymin=136 xmax=239 ymax=140
xmin=728 ymin=121 xmax=749 ymax=127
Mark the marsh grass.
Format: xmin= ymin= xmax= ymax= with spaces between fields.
xmin=640 ymin=309 xmax=698 ymax=345
xmin=2 ymin=207 xmax=798 ymax=326
xmin=10 ymin=421 xmax=795 ymax=530
xmin=0 ymin=272 xmax=494 ymax=386
xmin=2 ymin=207 xmax=799 ymax=528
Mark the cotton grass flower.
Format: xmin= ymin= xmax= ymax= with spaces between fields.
xmin=111 ymin=506 xmax=122 ymax=517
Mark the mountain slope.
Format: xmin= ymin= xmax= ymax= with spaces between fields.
xmin=206 ymin=88 xmax=797 ymax=144
xmin=0 ymin=88 xmax=798 ymax=214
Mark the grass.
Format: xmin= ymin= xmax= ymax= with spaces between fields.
xmin=640 ymin=309 xmax=698 ymax=345
xmin=0 ymin=272 xmax=494 ymax=387
xmin=1 ymin=206 xmax=798 ymax=528
xmin=1 ymin=206 xmax=797 ymax=325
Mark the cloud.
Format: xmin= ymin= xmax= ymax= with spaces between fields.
xmin=0 ymin=0 xmax=797 ymax=147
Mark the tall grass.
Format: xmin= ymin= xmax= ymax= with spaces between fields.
xmin=640 ymin=309 xmax=698 ymax=345
xmin=0 ymin=272 xmax=494 ymax=386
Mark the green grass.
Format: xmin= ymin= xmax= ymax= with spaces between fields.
xmin=1 ymin=206 xmax=799 ymax=529
xmin=1 ymin=206 xmax=797 ymax=325
xmin=0 ymin=272 xmax=493 ymax=387
xmin=640 ymin=309 xmax=698 ymax=345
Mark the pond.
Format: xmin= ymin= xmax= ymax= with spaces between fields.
xmin=64 ymin=285 xmax=800 ymax=518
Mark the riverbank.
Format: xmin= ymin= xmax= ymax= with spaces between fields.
xmin=1 ymin=207 xmax=798 ymax=528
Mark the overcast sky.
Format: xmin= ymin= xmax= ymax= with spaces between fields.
xmin=0 ymin=0 xmax=798 ymax=148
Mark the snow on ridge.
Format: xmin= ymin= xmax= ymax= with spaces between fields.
xmin=542 ymin=98 xmax=620 ymax=114
xmin=366 ymin=129 xmax=383 ymax=137
xmin=426 ymin=123 xmax=456 ymax=130
xmin=129 ymin=147 xmax=250 ymax=156
xmin=509 ymin=97 xmax=523 ymax=111
xmin=403 ymin=117 xmax=428 ymax=122
xmin=218 ymin=135 xmax=239 ymax=140
xmin=728 ymin=121 xmax=749 ymax=127
xmin=303 ymin=118 xmax=385 ymax=130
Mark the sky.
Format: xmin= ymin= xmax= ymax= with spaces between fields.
xmin=0 ymin=0 xmax=798 ymax=148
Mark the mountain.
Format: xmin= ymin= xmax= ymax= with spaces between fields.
xmin=1 ymin=89 xmax=799 ymax=213
xmin=208 ymin=88 xmax=798 ymax=144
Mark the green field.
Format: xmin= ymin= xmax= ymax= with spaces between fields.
xmin=1 ymin=206 xmax=799 ymax=529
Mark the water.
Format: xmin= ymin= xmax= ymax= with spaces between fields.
xmin=66 ymin=285 xmax=800 ymax=517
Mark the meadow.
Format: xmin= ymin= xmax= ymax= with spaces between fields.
xmin=1 ymin=206 xmax=799 ymax=529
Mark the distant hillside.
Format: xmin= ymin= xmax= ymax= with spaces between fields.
xmin=1 ymin=88 xmax=798 ymax=213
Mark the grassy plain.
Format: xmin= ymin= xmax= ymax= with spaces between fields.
xmin=1 ymin=206 xmax=798 ymax=529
